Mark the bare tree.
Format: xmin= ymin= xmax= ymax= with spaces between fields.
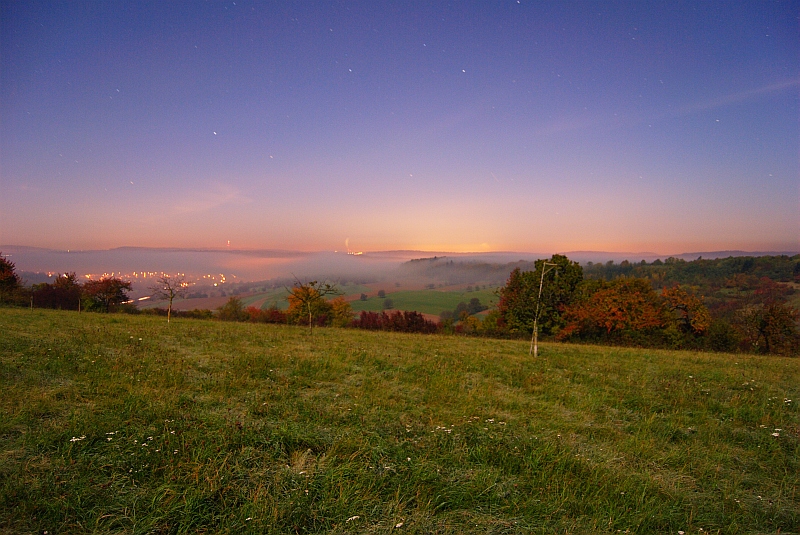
xmin=150 ymin=275 xmax=187 ymax=323
xmin=286 ymin=277 xmax=340 ymax=334
xmin=530 ymin=262 xmax=558 ymax=357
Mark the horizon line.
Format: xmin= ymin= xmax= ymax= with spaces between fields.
xmin=2 ymin=244 xmax=798 ymax=258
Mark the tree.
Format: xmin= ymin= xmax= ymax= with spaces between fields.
xmin=286 ymin=279 xmax=340 ymax=333
xmin=329 ymin=296 xmax=354 ymax=327
xmin=735 ymin=302 xmax=799 ymax=356
xmin=558 ymin=278 xmax=666 ymax=342
xmin=32 ymin=272 xmax=82 ymax=310
xmin=150 ymin=275 xmax=187 ymax=323
xmin=383 ymin=298 xmax=394 ymax=310
xmin=467 ymin=297 xmax=488 ymax=315
xmin=377 ymin=289 xmax=386 ymax=298
xmin=0 ymin=252 xmax=21 ymax=304
xmin=662 ymin=286 xmax=711 ymax=335
xmin=217 ymin=296 xmax=248 ymax=321
xmin=82 ymin=277 xmax=132 ymax=312
xmin=497 ymin=254 xmax=583 ymax=336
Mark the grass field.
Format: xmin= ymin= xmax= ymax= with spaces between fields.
xmin=1 ymin=308 xmax=798 ymax=534
xmin=349 ymin=288 xmax=498 ymax=316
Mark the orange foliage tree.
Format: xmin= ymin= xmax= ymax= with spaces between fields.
xmin=662 ymin=286 xmax=711 ymax=335
xmin=286 ymin=279 xmax=340 ymax=333
xmin=557 ymin=278 xmax=666 ymax=342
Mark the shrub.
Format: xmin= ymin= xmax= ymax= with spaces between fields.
xmin=217 ymin=297 xmax=248 ymax=321
xmin=352 ymin=310 xmax=439 ymax=334
xmin=246 ymin=305 xmax=287 ymax=324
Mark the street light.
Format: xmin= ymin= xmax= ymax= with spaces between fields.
xmin=530 ymin=262 xmax=558 ymax=357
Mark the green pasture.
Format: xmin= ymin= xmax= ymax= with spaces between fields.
xmin=145 ymin=286 xmax=500 ymax=316
xmin=1 ymin=308 xmax=797 ymax=534
xmin=350 ymin=288 xmax=498 ymax=315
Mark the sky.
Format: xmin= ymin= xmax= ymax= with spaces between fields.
xmin=1 ymin=0 xmax=798 ymax=255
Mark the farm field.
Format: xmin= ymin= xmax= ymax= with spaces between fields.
xmin=142 ymin=283 xmax=375 ymax=312
xmin=143 ymin=285 xmax=499 ymax=318
xmin=1 ymin=308 xmax=798 ymax=534
xmin=343 ymin=288 xmax=497 ymax=316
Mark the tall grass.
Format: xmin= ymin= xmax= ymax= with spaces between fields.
xmin=1 ymin=308 xmax=797 ymax=534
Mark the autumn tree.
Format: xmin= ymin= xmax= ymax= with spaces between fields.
xmin=329 ymin=296 xmax=354 ymax=328
xmin=497 ymin=254 xmax=583 ymax=336
xmin=82 ymin=277 xmax=132 ymax=312
xmin=150 ymin=274 xmax=187 ymax=323
xmin=286 ymin=279 xmax=340 ymax=333
xmin=558 ymin=278 xmax=667 ymax=343
xmin=735 ymin=302 xmax=799 ymax=356
xmin=662 ymin=286 xmax=711 ymax=335
xmin=0 ymin=252 xmax=22 ymax=304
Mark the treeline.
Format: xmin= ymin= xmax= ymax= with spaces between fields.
xmin=401 ymin=253 xmax=799 ymax=289
xmin=583 ymin=254 xmax=799 ymax=287
xmin=205 ymin=297 xmax=464 ymax=335
xmin=0 ymin=260 xmax=133 ymax=313
xmin=496 ymin=254 xmax=799 ymax=356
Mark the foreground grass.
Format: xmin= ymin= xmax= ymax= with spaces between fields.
xmin=0 ymin=309 xmax=797 ymax=534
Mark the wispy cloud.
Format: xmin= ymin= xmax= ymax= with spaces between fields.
xmin=533 ymin=77 xmax=800 ymax=136
xmin=668 ymin=78 xmax=800 ymax=117
xmin=174 ymin=182 xmax=249 ymax=215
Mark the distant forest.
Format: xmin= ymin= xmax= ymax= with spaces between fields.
xmin=399 ymin=254 xmax=800 ymax=289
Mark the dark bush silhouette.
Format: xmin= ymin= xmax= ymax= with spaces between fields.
xmin=352 ymin=310 xmax=439 ymax=334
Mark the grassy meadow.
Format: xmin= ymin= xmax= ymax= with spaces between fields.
xmin=1 ymin=308 xmax=798 ymax=534
xmin=349 ymin=288 xmax=497 ymax=316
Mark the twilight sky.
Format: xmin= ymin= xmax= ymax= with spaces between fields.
xmin=2 ymin=1 xmax=798 ymax=254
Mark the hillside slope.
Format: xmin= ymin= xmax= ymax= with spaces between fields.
xmin=1 ymin=309 xmax=798 ymax=533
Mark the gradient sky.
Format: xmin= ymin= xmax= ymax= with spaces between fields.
xmin=2 ymin=1 xmax=798 ymax=254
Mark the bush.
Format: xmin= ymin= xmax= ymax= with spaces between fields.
xmin=705 ymin=320 xmax=740 ymax=353
xmin=246 ymin=305 xmax=287 ymax=324
xmin=352 ymin=310 xmax=439 ymax=334
xmin=180 ymin=309 xmax=214 ymax=319
xmin=217 ymin=297 xmax=248 ymax=321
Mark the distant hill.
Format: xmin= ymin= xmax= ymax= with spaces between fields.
xmin=2 ymin=245 xmax=797 ymax=284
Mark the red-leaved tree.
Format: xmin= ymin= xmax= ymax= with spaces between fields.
xmin=82 ymin=277 xmax=132 ymax=312
xmin=558 ymin=278 xmax=666 ymax=342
